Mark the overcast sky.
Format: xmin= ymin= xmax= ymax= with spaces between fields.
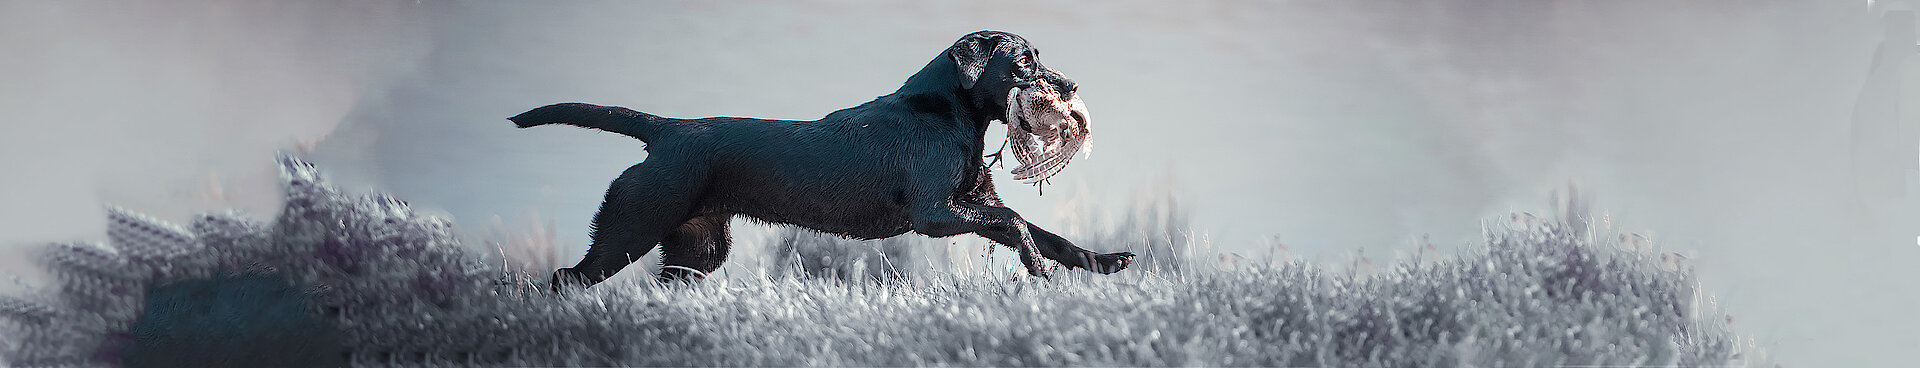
xmin=2 ymin=0 xmax=1913 ymax=365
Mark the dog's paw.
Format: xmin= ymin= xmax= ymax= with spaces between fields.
xmin=1022 ymin=260 xmax=1054 ymax=280
xmin=1089 ymin=252 xmax=1134 ymax=274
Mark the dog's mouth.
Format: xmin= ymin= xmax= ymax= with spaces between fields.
xmin=1003 ymin=81 xmax=1091 ymax=185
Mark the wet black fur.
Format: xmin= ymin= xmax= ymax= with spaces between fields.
xmin=509 ymin=31 xmax=1134 ymax=290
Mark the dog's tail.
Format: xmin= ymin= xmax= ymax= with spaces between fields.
xmin=509 ymin=103 xmax=667 ymax=143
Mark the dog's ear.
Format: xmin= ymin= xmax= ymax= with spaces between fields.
xmin=968 ymin=53 xmax=1021 ymax=101
xmin=949 ymin=31 xmax=1021 ymax=89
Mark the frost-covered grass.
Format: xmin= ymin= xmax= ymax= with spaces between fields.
xmin=0 ymin=155 xmax=1767 ymax=367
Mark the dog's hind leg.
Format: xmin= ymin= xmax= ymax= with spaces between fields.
xmin=552 ymin=162 xmax=705 ymax=290
xmin=656 ymin=214 xmax=733 ymax=283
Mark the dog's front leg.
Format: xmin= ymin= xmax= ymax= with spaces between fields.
xmin=1025 ymin=224 xmax=1135 ymax=274
xmin=963 ymin=171 xmax=1132 ymax=275
xmin=912 ymin=201 xmax=1051 ymax=278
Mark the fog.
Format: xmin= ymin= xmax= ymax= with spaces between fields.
xmin=2 ymin=0 xmax=1912 ymax=365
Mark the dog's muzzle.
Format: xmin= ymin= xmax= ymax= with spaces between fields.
xmin=1003 ymin=81 xmax=1091 ymax=185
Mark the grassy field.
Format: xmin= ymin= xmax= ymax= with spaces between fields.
xmin=0 ymin=155 xmax=1767 ymax=367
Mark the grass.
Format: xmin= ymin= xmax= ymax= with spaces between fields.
xmin=0 ymin=155 xmax=1768 ymax=367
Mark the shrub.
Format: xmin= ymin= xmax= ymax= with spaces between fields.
xmin=0 ymin=156 xmax=1768 ymax=366
xmin=765 ymin=225 xmax=933 ymax=282
xmin=1052 ymin=175 xmax=1203 ymax=275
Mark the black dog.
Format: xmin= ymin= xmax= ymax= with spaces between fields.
xmin=510 ymin=31 xmax=1134 ymax=289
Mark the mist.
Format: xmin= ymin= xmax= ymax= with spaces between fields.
xmin=3 ymin=1 xmax=1911 ymax=365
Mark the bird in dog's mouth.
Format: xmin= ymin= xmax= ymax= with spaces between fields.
xmin=1003 ymin=80 xmax=1091 ymax=185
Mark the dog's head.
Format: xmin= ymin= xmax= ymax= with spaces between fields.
xmin=949 ymin=31 xmax=1091 ymax=185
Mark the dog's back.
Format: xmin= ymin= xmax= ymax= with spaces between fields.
xmin=669 ymin=106 xmax=953 ymax=239
xmin=511 ymin=101 xmax=941 ymax=239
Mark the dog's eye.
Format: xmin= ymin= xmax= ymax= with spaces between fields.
xmin=1016 ymin=57 xmax=1030 ymax=68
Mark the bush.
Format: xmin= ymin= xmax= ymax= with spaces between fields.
xmin=765 ymin=225 xmax=933 ymax=282
xmin=0 ymin=155 xmax=1767 ymax=366
xmin=1052 ymin=175 xmax=1202 ymax=274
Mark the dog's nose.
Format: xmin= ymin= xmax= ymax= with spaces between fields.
xmin=1060 ymin=80 xmax=1078 ymax=96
